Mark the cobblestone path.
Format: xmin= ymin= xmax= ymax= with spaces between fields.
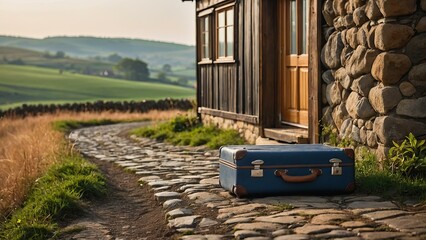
xmin=70 ymin=122 xmax=426 ymax=240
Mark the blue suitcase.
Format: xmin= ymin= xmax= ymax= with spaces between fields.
xmin=219 ymin=144 xmax=355 ymax=198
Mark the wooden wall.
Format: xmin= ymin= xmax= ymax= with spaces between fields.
xmin=197 ymin=0 xmax=261 ymax=121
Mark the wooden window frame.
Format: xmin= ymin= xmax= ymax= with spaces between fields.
xmin=198 ymin=8 xmax=214 ymax=65
xmin=214 ymin=3 xmax=235 ymax=63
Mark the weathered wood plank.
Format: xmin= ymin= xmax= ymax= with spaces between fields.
xmin=238 ymin=0 xmax=245 ymax=114
xmin=308 ymin=0 xmax=321 ymax=143
xmin=260 ymin=0 xmax=278 ymax=131
xmin=199 ymin=107 xmax=259 ymax=124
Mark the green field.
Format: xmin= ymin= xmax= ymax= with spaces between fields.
xmin=0 ymin=64 xmax=195 ymax=110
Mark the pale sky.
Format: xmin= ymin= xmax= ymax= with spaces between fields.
xmin=0 ymin=0 xmax=196 ymax=45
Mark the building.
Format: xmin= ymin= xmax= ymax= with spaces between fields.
xmin=185 ymin=0 xmax=426 ymax=158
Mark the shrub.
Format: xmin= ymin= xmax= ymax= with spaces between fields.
xmin=132 ymin=114 xmax=246 ymax=149
xmin=388 ymin=133 xmax=426 ymax=177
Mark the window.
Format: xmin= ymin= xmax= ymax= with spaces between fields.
xmin=200 ymin=16 xmax=211 ymax=60
xmin=216 ymin=6 xmax=234 ymax=60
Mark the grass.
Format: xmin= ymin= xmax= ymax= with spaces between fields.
xmin=0 ymin=109 xmax=184 ymax=239
xmin=0 ymin=110 xmax=184 ymax=220
xmin=0 ymin=64 xmax=194 ymax=109
xmin=0 ymin=156 xmax=106 ymax=240
xmin=355 ymin=147 xmax=426 ymax=202
xmin=131 ymin=114 xmax=246 ymax=149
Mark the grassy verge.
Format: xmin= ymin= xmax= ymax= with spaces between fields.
xmin=0 ymin=110 xmax=184 ymax=239
xmin=131 ymin=114 xmax=246 ymax=149
xmin=0 ymin=155 xmax=106 ymax=240
xmin=355 ymin=147 xmax=426 ymax=203
xmin=52 ymin=118 xmax=151 ymax=133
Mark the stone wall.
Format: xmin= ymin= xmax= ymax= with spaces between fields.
xmin=200 ymin=114 xmax=259 ymax=144
xmin=0 ymin=99 xmax=194 ymax=118
xmin=321 ymin=0 xmax=426 ymax=159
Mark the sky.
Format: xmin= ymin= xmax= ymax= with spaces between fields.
xmin=0 ymin=0 xmax=196 ymax=45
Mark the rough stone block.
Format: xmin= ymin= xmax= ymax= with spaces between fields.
xmin=365 ymin=0 xmax=383 ymax=20
xmin=367 ymin=130 xmax=378 ymax=147
xmin=346 ymin=45 xmax=379 ymax=78
xmin=376 ymin=0 xmax=417 ymax=17
xmin=406 ymin=33 xmax=426 ymax=65
xmin=332 ymin=103 xmax=349 ymax=130
xmin=408 ymin=63 xmax=426 ymax=88
xmin=323 ymin=0 xmax=336 ymax=26
xmin=368 ymin=85 xmax=402 ymax=114
xmin=399 ymin=81 xmax=416 ymax=97
xmin=416 ymin=17 xmax=426 ymax=33
xmin=346 ymin=92 xmax=362 ymax=118
xmin=351 ymin=74 xmax=375 ymax=97
xmin=396 ymin=97 xmax=426 ymax=118
xmin=353 ymin=5 xmax=368 ymax=26
xmin=357 ymin=97 xmax=376 ymax=119
xmin=373 ymin=116 xmax=426 ymax=146
xmin=333 ymin=0 xmax=347 ymax=16
xmin=371 ymin=52 xmax=412 ymax=86
xmin=346 ymin=27 xmax=359 ymax=49
xmin=326 ymin=82 xmax=343 ymax=107
xmin=374 ymin=24 xmax=414 ymax=51
xmin=321 ymin=32 xmax=344 ymax=69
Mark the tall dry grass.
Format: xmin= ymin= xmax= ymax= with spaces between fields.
xmin=0 ymin=110 xmax=184 ymax=221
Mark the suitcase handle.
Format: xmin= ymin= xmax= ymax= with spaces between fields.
xmin=274 ymin=169 xmax=322 ymax=183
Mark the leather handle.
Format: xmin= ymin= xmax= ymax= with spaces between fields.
xmin=274 ymin=169 xmax=322 ymax=183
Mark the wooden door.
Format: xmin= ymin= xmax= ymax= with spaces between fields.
xmin=279 ymin=0 xmax=309 ymax=127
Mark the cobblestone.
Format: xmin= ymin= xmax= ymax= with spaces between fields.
xmin=70 ymin=122 xmax=426 ymax=239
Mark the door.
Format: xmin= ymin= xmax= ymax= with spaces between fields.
xmin=279 ymin=0 xmax=309 ymax=127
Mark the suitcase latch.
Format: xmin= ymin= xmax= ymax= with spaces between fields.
xmin=330 ymin=158 xmax=343 ymax=176
xmin=251 ymin=160 xmax=264 ymax=177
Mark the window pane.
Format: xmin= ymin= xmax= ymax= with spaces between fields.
xmin=290 ymin=0 xmax=297 ymax=54
xmin=202 ymin=33 xmax=210 ymax=59
xmin=218 ymin=11 xmax=225 ymax=27
xmin=227 ymin=26 xmax=234 ymax=57
xmin=302 ymin=0 xmax=308 ymax=54
xmin=227 ymin=9 xmax=234 ymax=26
xmin=218 ymin=28 xmax=226 ymax=57
xmin=204 ymin=17 xmax=209 ymax=32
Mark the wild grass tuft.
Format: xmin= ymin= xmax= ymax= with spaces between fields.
xmin=355 ymin=147 xmax=426 ymax=202
xmin=132 ymin=114 xmax=246 ymax=149
xmin=1 ymin=156 xmax=106 ymax=240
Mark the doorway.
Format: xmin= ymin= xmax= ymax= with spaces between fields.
xmin=278 ymin=0 xmax=309 ymax=127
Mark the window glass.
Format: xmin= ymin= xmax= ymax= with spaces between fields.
xmin=218 ymin=28 xmax=226 ymax=57
xmin=290 ymin=0 xmax=297 ymax=54
xmin=302 ymin=0 xmax=308 ymax=54
xmin=227 ymin=26 xmax=234 ymax=57
xmin=227 ymin=9 xmax=234 ymax=26
xmin=216 ymin=6 xmax=234 ymax=59
xmin=200 ymin=16 xmax=210 ymax=60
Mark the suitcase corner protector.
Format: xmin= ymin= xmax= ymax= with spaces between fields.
xmin=234 ymin=149 xmax=248 ymax=161
xmin=343 ymin=148 xmax=355 ymax=160
xmin=232 ymin=185 xmax=248 ymax=198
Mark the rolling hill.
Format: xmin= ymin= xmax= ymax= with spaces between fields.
xmin=0 ymin=36 xmax=195 ymax=69
xmin=0 ymin=46 xmax=114 ymax=73
xmin=0 ymin=65 xmax=195 ymax=110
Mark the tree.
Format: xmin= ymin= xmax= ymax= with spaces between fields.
xmin=107 ymin=53 xmax=123 ymax=63
xmin=162 ymin=64 xmax=172 ymax=73
xmin=156 ymin=71 xmax=169 ymax=82
xmin=177 ymin=76 xmax=188 ymax=86
xmin=55 ymin=51 xmax=66 ymax=58
xmin=115 ymin=58 xmax=149 ymax=81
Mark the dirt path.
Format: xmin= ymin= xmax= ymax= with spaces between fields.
xmin=59 ymin=157 xmax=175 ymax=240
